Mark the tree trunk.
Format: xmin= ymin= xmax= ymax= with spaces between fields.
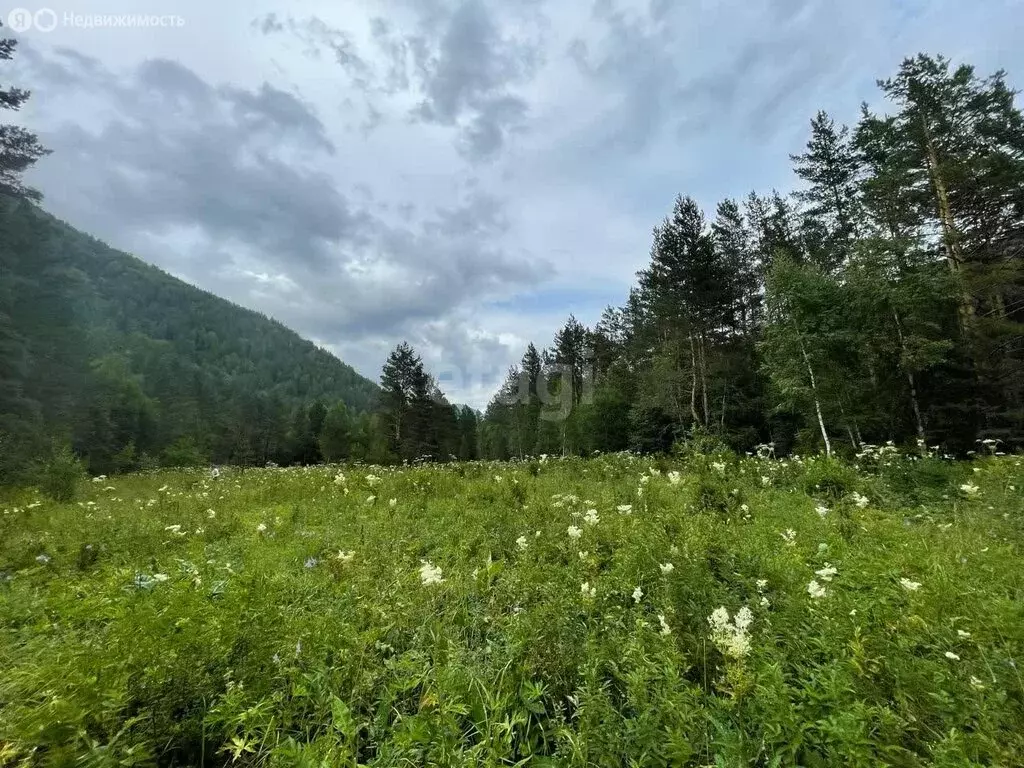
xmin=688 ymin=333 xmax=700 ymax=426
xmin=892 ymin=307 xmax=926 ymax=443
xmin=922 ymin=115 xmax=974 ymax=328
xmin=698 ymin=332 xmax=711 ymax=427
xmin=796 ymin=326 xmax=832 ymax=456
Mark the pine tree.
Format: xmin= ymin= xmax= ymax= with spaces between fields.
xmin=1 ymin=22 xmax=50 ymax=201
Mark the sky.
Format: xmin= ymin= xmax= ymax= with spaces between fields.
xmin=6 ymin=0 xmax=1024 ymax=408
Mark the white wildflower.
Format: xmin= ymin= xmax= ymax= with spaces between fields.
xmin=333 ymin=471 xmax=346 ymax=486
xmin=152 ymin=573 xmax=169 ymax=582
xmin=567 ymin=525 xmax=582 ymax=540
xmin=632 ymin=586 xmax=644 ymax=603
xmin=945 ymin=651 xmax=960 ymax=661
xmin=617 ymin=504 xmax=633 ymax=514
xmin=711 ymin=461 xmax=726 ymax=474
xmin=959 ymin=483 xmax=979 ymax=496
xmin=581 ymin=581 xmax=596 ymax=600
xmin=815 ymin=564 xmax=838 ymax=582
xmin=366 ymin=495 xmax=376 ymax=504
xmin=35 ymin=553 xmax=51 ymax=564
xmin=900 ymin=578 xmax=922 ymax=592
xmin=516 ymin=535 xmax=529 ymax=551
xmin=667 ymin=470 xmax=682 ymax=485
xmin=756 ymin=579 xmax=768 ymax=592
xmin=365 ymin=474 xmax=381 ymax=486
xmin=583 ymin=509 xmax=600 ymax=526
xmin=335 ymin=550 xmax=354 ymax=563
xmin=658 ymin=614 xmax=672 ymax=636
xmin=707 ymin=606 xmax=753 ymax=659
xmin=419 ymin=560 xmax=444 ymax=586
xmin=761 ymin=475 xmax=771 ymax=487
xmin=206 ymin=509 xmax=216 ymax=518
xmin=957 ymin=629 xmax=972 ymax=638
xmin=807 ymin=579 xmax=828 ymax=599
xmin=256 ymin=523 xmax=268 ymax=534
xmin=781 ymin=529 xmax=797 ymax=546
xmin=659 ymin=562 xmax=675 ymax=575
xmin=815 ymin=504 xmax=829 ymax=518
xmin=851 ymin=492 xmax=869 ymax=508
xmin=389 ymin=498 xmax=397 ymax=508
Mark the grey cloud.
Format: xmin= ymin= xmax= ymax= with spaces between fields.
xmin=256 ymin=1 xmax=543 ymax=162
xmin=570 ymin=0 xmax=844 ymax=154
xmin=20 ymin=50 xmax=363 ymax=266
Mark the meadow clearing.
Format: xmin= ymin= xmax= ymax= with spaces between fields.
xmin=2 ymin=449 xmax=1023 ymax=767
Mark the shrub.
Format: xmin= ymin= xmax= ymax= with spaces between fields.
xmin=36 ymin=444 xmax=85 ymax=502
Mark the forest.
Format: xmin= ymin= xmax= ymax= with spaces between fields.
xmin=477 ymin=53 xmax=1023 ymax=460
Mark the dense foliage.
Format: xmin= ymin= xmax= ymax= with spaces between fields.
xmin=1 ymin=449 xmax=1022 ymax=765
xmin=0 ymin=200 xmax=381 ymax=480
xmin=480 ymin=54 xmax=1024 ymax=460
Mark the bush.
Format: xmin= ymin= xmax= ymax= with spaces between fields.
xmin=36 ymin=444 xmax=85 ymax=502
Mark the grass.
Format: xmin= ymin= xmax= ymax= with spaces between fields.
xmin=1 ymin=450 xmax=1023 ymax=766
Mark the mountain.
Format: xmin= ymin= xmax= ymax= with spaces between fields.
xmin=0 ymin=198 xmax=380 ymax=478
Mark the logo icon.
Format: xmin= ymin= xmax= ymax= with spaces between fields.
xmin=6 ymin=8 xmax=33 ymax=31
xmin=6 ymin=8 xmax=58 ymax=32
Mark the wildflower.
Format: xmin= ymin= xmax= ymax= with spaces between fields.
xmin=617 ymin=504 xmax=633 ymax=514
xmin=581 ymin=581 xmax=596 ymax=599
xmin=256 ymin=523 xmax=268 ymax=534
xmin=815 ymin=564 xmax=838 ymax=582
xmin=516 ymin=535 xmax=528 ymax=551
xmin=756 ymin=579 xmax=768 ymax=592
xmin=35 ymin=553 xmax=51 ymax=565
xmin=740 ymin=503 xmax=750 ymax=513
xmin=899 ymin=577 xmax=921 ymax=591
xmin=659 ymin=562 xmax=674 ymax=575
xmin=957 ymin=629 xmax=971 ymax=638
xmin=194 ymin=527 xmax=205 ymax=535
xmin=970 ymin=676 xmax=985 ymax=689
xmin=567 ymin=525 xmax=582 ymax=540
xmin=335 ymin=550 xmax=354 ymax=563
xmin=658 ymin=614 xmax=672 ymax=636
xmin=707 ymin=606 xmax=753 ymax=659
xmin=366 ymin=495 xmax=376 ymax=504
xmin=152 ymin=573 xmax=169 ymax=582
xmin=578 ymin=550 xmax=589 ymax=560
xmin=959 ymin=483 xmax=979 ymax=496
xmin=761 ymin=475 xmax=771 ymax=487
xmin=851 ymin=492 xmax=869 ymax=508
xmin=667 ymin=470 xmax=682 ymax=485
xmin=781 ymin=529 xmax=797 ymax=546
xmin=206 ymin=509 xmax=216 ymax=518
xmin=210 ymin=466 xmax=220 ymax=479
xmin=304 ymin=557 xmax=319 ymax=569
xmin=807 ymin=579 xmax=828 ymax=599
xmin=365 ymin=474 xmax=381 ymax=486
xmin=389 ymin=498 xmax=397 ymax=508
xmin=815 ymin=504 xmax=829 ymax=518
xmin=333 ymin=471 xmax=346 ymax=486
xmin=419 ymin=560 xmax=444 ymax=586
xmin=945 ymin=651 xmax=961 ymax=661
xmin=712 ymin=461 xmax=726 ymax=474
xmin=632 ymin=586 xmax=644 ymax=603
xmin=583 ymin=509 xmax=600 ymax=526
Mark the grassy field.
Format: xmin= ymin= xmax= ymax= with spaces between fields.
xmin=2 ymin=450 xmax=1023 ymax=767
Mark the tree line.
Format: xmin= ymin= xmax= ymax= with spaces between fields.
xmin=478 ymin=53 xmax=1023 ymax=458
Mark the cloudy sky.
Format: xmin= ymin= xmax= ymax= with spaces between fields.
xmin=7 ymin=0 xmax=1024 ymax=407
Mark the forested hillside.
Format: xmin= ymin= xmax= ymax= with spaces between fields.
xmin=479 ymin=54 xmax=1024 ymax=459
xmin=0 ymin=199 xmax=380 ymax=478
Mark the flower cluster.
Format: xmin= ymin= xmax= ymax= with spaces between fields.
xmin=708 ymin=606 xmax=754 ymax=659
